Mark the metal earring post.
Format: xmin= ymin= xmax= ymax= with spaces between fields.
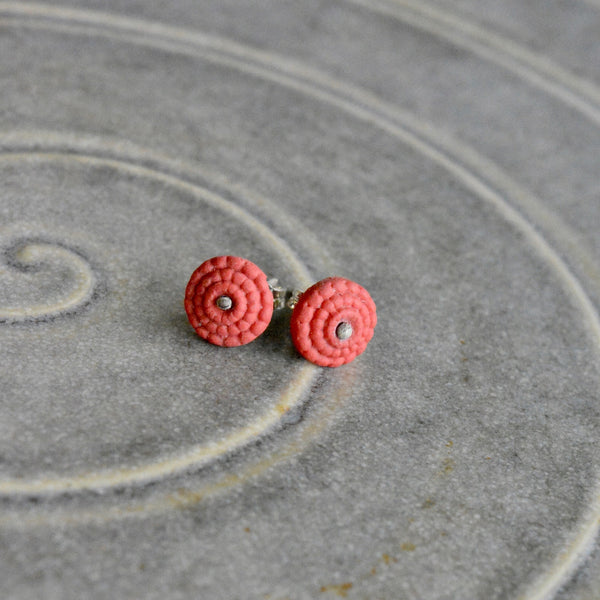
xmin=267 ymin=278 xmax=303 ymax=310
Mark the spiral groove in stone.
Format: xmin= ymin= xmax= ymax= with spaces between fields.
xmin=290 ymin=277 xmax=376 ymax=367
xmin=185 ymin=256 xmax=273 ymax=347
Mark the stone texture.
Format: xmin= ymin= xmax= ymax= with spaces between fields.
xmin=0 ymin=1 xmax=599 ymax=598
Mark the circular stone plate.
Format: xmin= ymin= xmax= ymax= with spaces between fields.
xmin=1 ymin=2 xmax=600 ymax=599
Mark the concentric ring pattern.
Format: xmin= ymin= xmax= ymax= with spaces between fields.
xmin=290 ymin=277 xmax=377 ymax=367
xmin=185 ymin=255 xmax=273 ymax=346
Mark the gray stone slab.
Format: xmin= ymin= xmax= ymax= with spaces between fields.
xmin=0 ymin=1 xmax=599 ymax=598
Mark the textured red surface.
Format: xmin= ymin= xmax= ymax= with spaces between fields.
xmin=290 ymin=277 xmax=377 ymax=367
xmin=184 ymin=256 xmax=273 ymax=347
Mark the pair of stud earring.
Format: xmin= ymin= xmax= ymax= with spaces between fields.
xmin=184 ymin=255 xmax=377 ymax=367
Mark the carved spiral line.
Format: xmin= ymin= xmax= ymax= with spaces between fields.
xmin=0 ymin=239 xmax=97 ymax=322
xmin=0 ymin=19 xmax=598 ymax=595
xmin=0 ymin=152 xmax=318 ymax=498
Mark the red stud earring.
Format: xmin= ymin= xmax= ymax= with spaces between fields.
xmin=184 ymin=255 xmax=273 ymax=347
xmin=289 ymin=277 xmax=377 ymax=367
xmin=185 ymin=256 xmax=376 ymax=366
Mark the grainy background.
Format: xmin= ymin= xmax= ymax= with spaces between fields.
xmin=1 ymin=1 xmax=599 ymax=598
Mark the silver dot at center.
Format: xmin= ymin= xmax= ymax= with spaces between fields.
xmin=336 ymin=321 xmax=353 ymax=340
xmin=216 ymin=295 xmax=233 ymax=311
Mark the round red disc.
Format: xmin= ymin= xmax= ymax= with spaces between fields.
xmin=290 ymin=277 xmax=377 ymax=367
xmin=184 ymin=256 xmax=273 ymax=347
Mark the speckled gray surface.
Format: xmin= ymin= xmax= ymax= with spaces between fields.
xmin=1 ymin=1 xmax=600 ymax=599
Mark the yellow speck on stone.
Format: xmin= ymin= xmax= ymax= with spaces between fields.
xmin=169 ymin=487 xmax=203 ymax=507
xmin=443 ymin=458 xmax=455 ymax=473
xmin=401 ymin=543 xmax=416 ymax=552
xmin=320 ymin=583 xmax=353 ymax=597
